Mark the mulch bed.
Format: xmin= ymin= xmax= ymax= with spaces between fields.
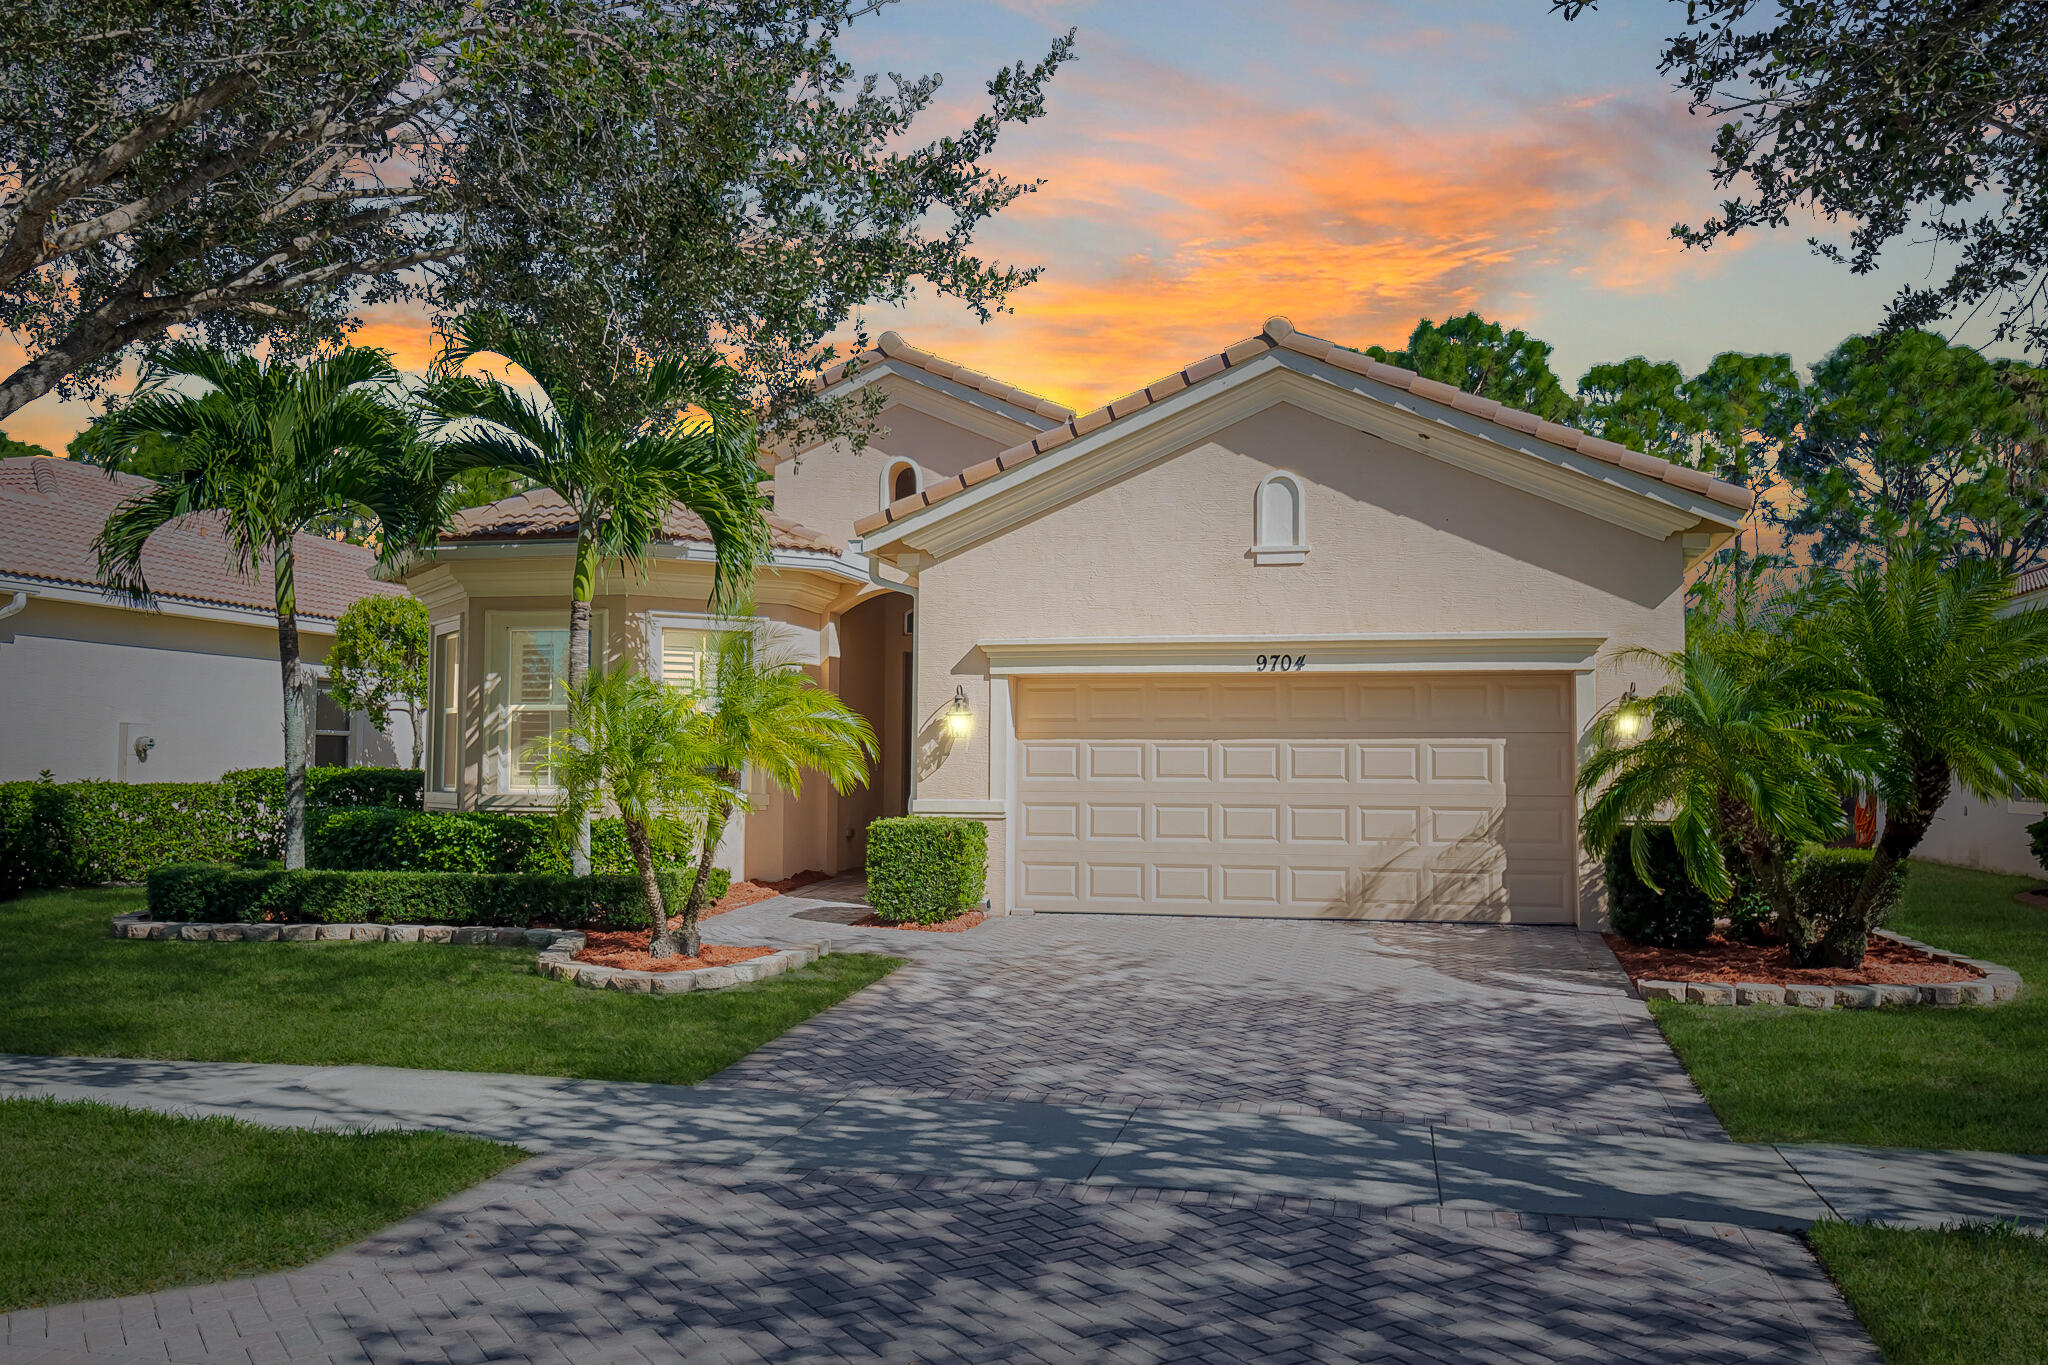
xmin=1604 ymin=932 xmax=1983 ymax=988
xmin=572 ymin=936 xmax=776 ymax=974
xmin=851 ymin=909 xmax=987 ymax=934
xmin=2017 ymin=889 xmax=2048 ymax=911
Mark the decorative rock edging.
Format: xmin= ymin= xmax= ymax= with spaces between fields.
xmin=1632 ymin=929 xmax=2021 ymax=1009
xmin=535 ymin=939 xmax=832 ymax=994
xmin=108 ymin=910 xmax=832 ymax=995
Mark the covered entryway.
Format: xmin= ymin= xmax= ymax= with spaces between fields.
xmin=1012 ymin=673 xmax=1577 ymax=922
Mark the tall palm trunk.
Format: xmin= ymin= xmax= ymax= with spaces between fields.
xmin=565 ymin=528 xmax=597 ymax=876
xmin=625 ymin=817 xmax=676 ymax=960
xmin=678 ymin=771 xmax=739 ymax=958
xmin=274 ymin=539 xmax=309 ymax=870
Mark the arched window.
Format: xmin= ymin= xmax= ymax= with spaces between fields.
xmin=1252 ymin=472 xmax=1308 ymax=565
xmin=882 ymin=461 xmax=921 ymax=508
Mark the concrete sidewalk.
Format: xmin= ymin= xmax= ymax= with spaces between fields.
xmin=7 ymin=1052 xmax=2045 ymax=1232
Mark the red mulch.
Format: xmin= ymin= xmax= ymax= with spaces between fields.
xmin=701 ymin=869 xmax=833 ymax=919
xmin=1604 ymin=932 xmax=1982 ymax=987
xmin=2017 ymin=889 xmax=2048 ymax=911
xmin=573 ymin=935 xmax=776 ymax=974
xmin=849 ymin=909 xmax=987 ymax=933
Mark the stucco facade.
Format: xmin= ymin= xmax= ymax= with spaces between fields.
xmin=852 ymin=321 xmax=1749 ymax=928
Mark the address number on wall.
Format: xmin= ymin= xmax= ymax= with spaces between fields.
xmin=1254 ymin=654 xmax=1308 ymax=672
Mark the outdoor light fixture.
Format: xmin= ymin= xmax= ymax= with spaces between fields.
xmin=1612 ymin=683 xmax=1644 ymax=740
xmin=945 ymin=685 xmax=974 ymax=739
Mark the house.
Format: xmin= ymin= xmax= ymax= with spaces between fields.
xmin=1913 ymin=563 xmax=2048 ymax=879
xmin=0 ymin=456 xmax=415 ymax=782
xmin=410 ymin=318 xmax=1751 ymax=925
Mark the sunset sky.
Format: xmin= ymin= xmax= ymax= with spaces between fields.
xmin=0 ymin=0 xmax=1980 ymax=451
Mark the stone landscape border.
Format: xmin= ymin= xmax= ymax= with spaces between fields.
xmin=108 ymin=910 xmax=832 ymax=995
xmin=1632 ymin=929 xmax=2021 ymax=1009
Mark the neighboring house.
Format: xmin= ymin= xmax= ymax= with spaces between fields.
xmin=412 ymin=318 xmax=1750 ymax=926
xmin=0 ymin=456 xmax=415 ymax=782
xmin=1914 ymin=563 xmax=2048 ymax=878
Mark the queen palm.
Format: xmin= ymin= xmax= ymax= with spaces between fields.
xmin=420 ymin=312 xmax=769 ymax=874
xmin=1801 ymin=550 xmax=2048 ymax=929
xmin=535 ymin=668 xmax=731 ymax=958
xmin=671 ymin=630 xmax=877 ymax=958
xmin=91 ymin=343 xmax=439 ymax=868
xmin=1577 ymin=639 xmax=1863 ymax=963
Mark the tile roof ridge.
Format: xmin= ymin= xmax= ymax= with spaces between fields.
xmin=815 ymin=332 xmax=1075 ymax=421
xmin=850 ymin=316 xmax=1753 ymax=540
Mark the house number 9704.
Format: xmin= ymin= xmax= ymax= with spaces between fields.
xmin=1255 ymin=654 xmax=1307 ymax=672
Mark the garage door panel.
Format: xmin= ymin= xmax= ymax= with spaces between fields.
xmin=1013 ymin=674 xmax=1576 ymax=922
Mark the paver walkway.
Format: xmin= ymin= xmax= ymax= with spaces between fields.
xmin=17 ymin=878 xmax=2024 ymax=1362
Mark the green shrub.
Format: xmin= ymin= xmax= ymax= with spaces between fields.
xmin=1603 ymin=825 xmax=1717 ymax=949
xmin=866 ymin=817 xmax=987 ymax=925
xmin=305 ymin=808 xmax=682 ymax=876
xmin=2030 ymin=814 xmax=2047 ymax=878
xmin=1788 ymin=845 xmax=1905 ymax=965
xmin=2 ymin=768 xmax=426 ymax=898
xmin=221 ymin=767 xmax=421 ymax=859
xmin=1 ymin=777 xmax=246 ymax=896
xmin=145 ymin=862 xmax=732 ymax=929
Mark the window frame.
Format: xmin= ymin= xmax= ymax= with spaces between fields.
xmin=430 ymin=624 xmax=462 ymax=793
xmin=311 ymin=676 xmax=352 ymax=768
xmin=483 ymin=609 xmax=605 ymax=798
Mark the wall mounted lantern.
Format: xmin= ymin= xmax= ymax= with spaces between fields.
xmin=1611 ymin=683 xmax=1644 ymax=741
xmin=945 ymin=685 xmax=974 ymax=739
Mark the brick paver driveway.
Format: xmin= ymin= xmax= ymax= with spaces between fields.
xmin=5 ymin=882 xmax=1878 ymax=1363
xmin=710 ymin=881 xmax=1722 ymax=1139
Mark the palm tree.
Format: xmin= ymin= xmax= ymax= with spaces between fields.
xmin=90 ymin=343 xmax=440 ymax=868
xmin=1801 ymin=549 xmax=2048 ymax=928
xmin=420 ymin=312 xmax=770 ymax=874
xmin=534 ymin=668 xmax=730 ymax=958
xmin=672 ymin=630 xmax=877 ymax=958
xmin=1577 ymin=640 xmax=1864 ymax=963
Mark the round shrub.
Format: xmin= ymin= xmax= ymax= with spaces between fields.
xmin=1603 ymin=825 xmax=1717 ymax=949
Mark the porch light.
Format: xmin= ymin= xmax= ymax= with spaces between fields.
xmin=945 ymin=685 xmax=974 ymax=739
xmin=1612 ymin=683 xmax=1645 ymax=741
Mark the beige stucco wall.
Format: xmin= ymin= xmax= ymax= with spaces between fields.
xmin=408 ymin=551 xmax=905 ymax=881
xmin=1917 ymin=794 xmax=2045 ymax=879
xmin=906 ymin=400 xmax=1691 ymax=919
xmin=0 ymin=594 xmax=413 ymax=782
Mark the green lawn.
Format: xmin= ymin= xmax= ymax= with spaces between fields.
xmin=1651 ymin=860 xmax=2047 ymax=1152
xmin=1811 ymin=1220 xmax=2048 ymax=1365
xmin=0 ymin=886 xmax=901 ymax=1084
xmin=0 ymin=1096 xmax=523 ymax=1313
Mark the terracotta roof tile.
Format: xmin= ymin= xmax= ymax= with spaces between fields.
xmin=849 ymin=317 xmax=1757 ymax=540
xmin=0 ymin=456 xmax=398 ymax=622
xmin=2016 ymin=563 xmax=2048 ymax=597
xmin=816 ymin=330 xmax=1073 ymax=421
xmin=444 ymin=488 xmax=839 ymax=554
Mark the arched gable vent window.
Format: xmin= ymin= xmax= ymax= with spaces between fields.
xmin=882 ymin=461 xmax=921 ymax=508
xmin=1252 ymin=472 xmax=1308 ymax=565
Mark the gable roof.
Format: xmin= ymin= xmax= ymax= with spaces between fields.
xmin=852 ymin=317 xmax=1754 ymax=542
xmin=443 ymin=488 xmax=841 ymax=554
xmin=818 ymin=331 xmax=1074 ymax=423
xmin=0 ymin=456 xmax=399 ymax=623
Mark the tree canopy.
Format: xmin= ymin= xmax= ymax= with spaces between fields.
xmin=1368 ymin=313 xmax=1579 ymax=422
xmin=0 ymin=0 xmax=1073 ymax=430
xmin=327 ymin=595 xmax=431 ymax=770
xmin=1556 ymin=0 xmax=2048 ymax=358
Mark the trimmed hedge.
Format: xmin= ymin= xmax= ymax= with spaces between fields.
xmin=1789 ymin=844 xmax=1905 ymax=963
xmin=306 ymin=807 xmax=684 ymax=876
xmin=145 ymin=862 xmax=732 ymax=929
xmin=2031 ymin=814 xmax=2047 ymax=878
xmin=1603 ymin=825 xmax=1717 ymax=949
xmin=2 ymin=777 xmax=246 ymax=897
xmin=221 ymin=767 xmax=422 ymax=860
xmin=866 ymin=816 xmax=987 ymax=925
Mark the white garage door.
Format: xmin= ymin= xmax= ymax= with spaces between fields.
xmin=1013 ymin=674 xmax=1577 ymax=922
